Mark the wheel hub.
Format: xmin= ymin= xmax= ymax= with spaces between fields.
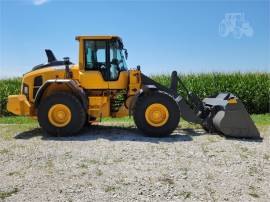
xmin=48 ymin=104 xmax=71 ymax=127
xmin=145 ymin=103 xmax=169 ymax=127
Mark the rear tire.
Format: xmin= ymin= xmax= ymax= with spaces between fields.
xmin=37 ymin=92 xmax=86 ymax=136
xmin=133 ymin=91 xmax=180 ymax=137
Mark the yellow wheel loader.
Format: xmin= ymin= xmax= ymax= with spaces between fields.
xmin=7 ymin=36 xmax=260 ymax=138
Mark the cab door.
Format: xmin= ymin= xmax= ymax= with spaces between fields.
xmin=79 ymin=39 xmax=128 ymax=90
xmin=79 ymin=40 xmax=109 ymax=89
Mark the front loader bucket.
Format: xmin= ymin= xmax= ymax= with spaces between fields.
xmin=203 ymin=93 xmax=261 ymax=139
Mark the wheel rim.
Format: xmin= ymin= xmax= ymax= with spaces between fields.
xmin=48 ymin=104 xmax=71 ymax=127
xmin=145 ymin=103 xmax=169 ymax=127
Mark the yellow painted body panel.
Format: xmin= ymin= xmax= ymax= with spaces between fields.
xmin=79 ymin=71 xmax=129 ymax=90
xmin=78 ymin=39 xmax=85 ymax=70
xmin=128 ymin=69 xmax=141 ymax=95
xmin=7 ymin=66 xmax=141 ymax=119
xmin=79 ymin=71 xmax=108 ymax=89
xmin=88 ymin=96 xmax=110 ymax=118
xmin=7 ymin=95 xmax=31 ymax=116
xmin=71 ymin=65 xmax=80 ymax=79
xmin=22 ymin=65 xmax=80 ymax=103
xmin=108 ymin=71 xmax=129 ymax=89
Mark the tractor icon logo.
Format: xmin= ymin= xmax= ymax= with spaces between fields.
xmin=219 ymin=13 xmax=254 ymax=39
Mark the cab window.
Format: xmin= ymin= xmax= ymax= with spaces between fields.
xmin=85 ymin=40 xmax=106 ymax=70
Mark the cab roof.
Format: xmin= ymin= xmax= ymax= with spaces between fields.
xmin=75 ymin=36 xmax=121 ymax=41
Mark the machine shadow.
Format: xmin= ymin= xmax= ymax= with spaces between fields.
xmin=15 ymin=125 xmax=198 ymax=143
xmin=15 ymin=125 xmax=262 ymax=143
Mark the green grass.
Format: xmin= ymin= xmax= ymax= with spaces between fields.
xmin=0 ymin=116 xmax=37 ymax=124
xmin=102 ymin=116 xmax=133 ymax=123
xmin=250 ymin=114 xmax=270 ymax=126
xmin=0 ymin=116 xmax=133 ymax=124
xmin=0 ymin=114 xmax=269 ymax=126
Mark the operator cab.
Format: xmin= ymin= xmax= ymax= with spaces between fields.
xmin=76 ymin=36 xmax=128 ymax=81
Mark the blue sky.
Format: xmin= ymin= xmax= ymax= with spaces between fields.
xmin=0 ymin=0 xmax=269 ymax=78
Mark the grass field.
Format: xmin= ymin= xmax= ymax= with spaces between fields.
xmin=0 ymin=114 xmax=269 ymax=126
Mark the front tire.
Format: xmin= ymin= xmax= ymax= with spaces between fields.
xmin=37 ymin=92 xmax=86 ymax=136
xmin=133 ymin=91 xmax=180 ymax=137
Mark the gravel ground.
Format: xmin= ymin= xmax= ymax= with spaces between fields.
xmin=0 ymin=123 xmax=269 ymax=202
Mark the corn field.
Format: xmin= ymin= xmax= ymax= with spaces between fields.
xmin=0 ymin=72 xmax=269 ymax=116
xmin=152 ymin=72 xmax=269 ymax=114
xmin=0 ymin=78 xmax=21 ymax=116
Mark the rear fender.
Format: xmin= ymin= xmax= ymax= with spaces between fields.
xmin=34 ymin=79 xmax=88 ymax=110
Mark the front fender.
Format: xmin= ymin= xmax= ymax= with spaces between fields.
xmin=128 ymin=85 xmax=158 ymax=115
xmin=34 ymin=79 xmax=88 ymax=110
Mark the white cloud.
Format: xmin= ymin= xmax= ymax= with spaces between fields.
xmin=33 ymin=0 xmax=49 ymax=6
